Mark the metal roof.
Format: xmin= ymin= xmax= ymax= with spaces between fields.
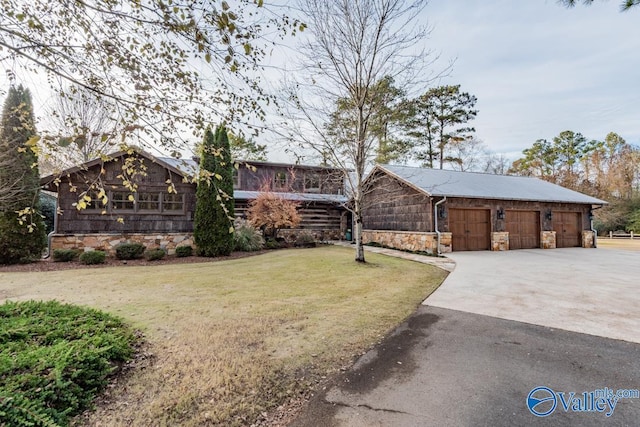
xmin=234 ymin=190 xmax=347 ymax=204
xmin=379 ymin=164 xmax=607 ymax=205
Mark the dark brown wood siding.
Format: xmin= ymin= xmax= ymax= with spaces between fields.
xmin=55 ymin=159 xmax=196 ymax=234
xmin=361 ymin=172 xmax=432 ymax=232
xmin=236 ymin=162 xmax=344 ymax=194
xmin=506 ymin=210 xmax=540 ymax=249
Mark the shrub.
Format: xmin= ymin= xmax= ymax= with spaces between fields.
xmin=295 ymin=232 xmax=316 ymax=248
xmin=175 ymin=245 xmax=193 ymax=257
xmin=233 ymin=219 xmax=264 ymax=252
xmin=79 ymin=250 xmax=106 ymax=265
xmin=145 ymin=248 xmax=166 ymax=261
xmin=0 ymin=300 xmax=136 ymax=426
xmin=265 ymin=238 xmax=281 ymax=250
xmin=247 ymin=191 xmax=301 ymax=240
xmin=52 ymin=249 xmax=78 ymax=262
xmin=115 ymin=242 xmax=145 ymax=260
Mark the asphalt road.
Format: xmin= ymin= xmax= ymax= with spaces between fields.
xmin=290 ymin=306 xmax=640 ymax=427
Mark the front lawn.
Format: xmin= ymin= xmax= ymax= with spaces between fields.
xmin=0 ymin=246 xmax=447 ymax=426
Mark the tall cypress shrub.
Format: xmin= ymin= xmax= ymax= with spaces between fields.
xmin=194 ymin=125 xmax=235 ymax=256
xmin=0 ymin=85 xmax=46 ymax=264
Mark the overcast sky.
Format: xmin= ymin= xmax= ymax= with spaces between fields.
xmin=419 ymin=0 xmax=640 ymax=160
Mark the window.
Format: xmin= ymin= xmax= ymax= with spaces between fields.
xmin=233 ymin=168 xmax=240 ymax=189
xmin=163 ymin=193 xmax=184 ymax=212
xmin=274 ymin=171 xmax=287 ymax=189
xmin=304 ymin=173 xmax=321 ymax=193
xmin=84 ymin=190 xmax=108 ymax=212
xmin=112 ymin=192 xmax=135 ymax=211
xmin=138 ymin=192 xmax=160 ymax=211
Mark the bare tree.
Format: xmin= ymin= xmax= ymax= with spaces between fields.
xmin=42 ymin=86 xmax=119 ymax=169
xmin=281 ymin=0 xmax=439 ymax=262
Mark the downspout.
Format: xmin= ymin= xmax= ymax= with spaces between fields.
xmin=44 ymin=196 xmax=58 ymax=259
xmin=434 ymin=196 xmax=447 ymax=255
xmin=590 ymin=205 xmax=604 ymax=248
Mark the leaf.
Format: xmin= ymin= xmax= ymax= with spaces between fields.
xmin=243 ymin=43 xmax=251 ymax=55
xmin=25 ymin=135 xmax=41 ymax=146
xmin=229 ymin=226 xmax=234 ymax=233
xmin=128 ymin=194 xmax=135 ymax=201
xmin=205 ymin=52 xmax=211 ymax=63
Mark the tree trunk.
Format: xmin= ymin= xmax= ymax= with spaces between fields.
xmin=353 ymin=200 xmax=365 ymax=263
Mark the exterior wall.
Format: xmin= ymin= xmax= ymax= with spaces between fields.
xmin=582 ymin=230 xmax=595 ymax=248
xmin=361 ymin=230 xmax=452 ymax=254
xmin=51 ymin=233 xmax=194 ymax=256
xmin=362 ymin=172 xmax=432 ymax=232
xmin=237 ymin=161 xmax=344 ymax=194
xmin=541 ymin=231 xmax=556 ymax=249
xmin=491 ymin=232 xmax=509 ymax=251
xmin=55 ymin=157 xmax=196 ymax=234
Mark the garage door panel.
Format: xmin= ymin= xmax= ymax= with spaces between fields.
xmin=450 ymin=209 xmax=490 ymax=251
xmin=553 ymin=212 xmax=581 ymax=248
xmin=506 ymin=210 xmax=540 ymax=250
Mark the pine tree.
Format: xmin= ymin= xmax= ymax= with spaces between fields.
xmin=193 ymin=125 xmax=235 ymax=257
xmin=0 ymin=85 xmax=47 ymax=264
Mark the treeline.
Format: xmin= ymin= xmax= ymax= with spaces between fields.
xmin=510 ymin=130 xmax=640 ymax=234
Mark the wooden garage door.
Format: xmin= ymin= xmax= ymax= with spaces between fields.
xmin=450 ymin=209 xmax=490 ymax=251
xmin=553 ymin=212 xmax=581 ymax=248
xmin=506 ymin=210 xmax=540 ymax=250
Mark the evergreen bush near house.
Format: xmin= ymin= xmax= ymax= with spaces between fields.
xmin=115 ymin=242 xmax=146 ymax=260
xmin=0 ymin=300 xmax=136 ymax=427
xmin=79 ymin=250 xmax=106 ymax=265
xmin=295 ymin=232 xmax=316 ymax=248
xmin=144 ymin=248 xmax=166 ymax=261
xmin=233 ymin=219 xmax=264 ymax=251
xmin=194 ymin=125 xmax=235 ymax=257
xmin=175 ymin=245 xmax=193 ymax=257
xmin=52 ymin=249 xmax=78 ymax=262
xmin=0 ymin=85 xmax=46 ymax=265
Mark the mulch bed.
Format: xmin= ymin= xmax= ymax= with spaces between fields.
xmin=0 ymin=250 xmax=269 ymax=273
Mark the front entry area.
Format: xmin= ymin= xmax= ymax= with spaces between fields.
xmin=449 ymin=209 xmax=490 ymax=251
xmin=506 ymin=210 xmax=540 ymax=250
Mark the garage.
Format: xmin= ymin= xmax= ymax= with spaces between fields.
xmin=553 ymin=212 xmax=581 ymax=248
xmin=450 ymin=209 xmax=490 ymax=251
xmin=506 ymin=210 xmax=540 ymax=250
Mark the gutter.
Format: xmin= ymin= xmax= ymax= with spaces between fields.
xmin=44 ymin=196 xmax=58 ymax=259
xmin=434 ymin=196 xmax=447 ymax=255
xmin=590 ymin=205 xmax=604 ymax=248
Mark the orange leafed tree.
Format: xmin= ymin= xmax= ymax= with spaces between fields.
xmin=247 ymin=192 xmax=301 ymax=240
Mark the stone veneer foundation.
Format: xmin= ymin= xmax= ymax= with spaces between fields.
xmin=541 ymin=231 xmax=556 ymax=249
xmin=50 ymin=233 xmax=194 ymax=256
xmin=491 ymin=232 xmax=509 ymax=251
xmin=582 ymin=230 xmax=595 ymax=248
xmin=361 ymin=230 xmax=452 ymax=254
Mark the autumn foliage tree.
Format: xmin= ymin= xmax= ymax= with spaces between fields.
xmin=247 ymin=192 xmax=301 ymax=241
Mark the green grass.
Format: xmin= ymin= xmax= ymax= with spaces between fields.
xmin=0 ymin=300 xmax=135 ymax=426
xmin=0 ymin=246 xmax=447 ymax=426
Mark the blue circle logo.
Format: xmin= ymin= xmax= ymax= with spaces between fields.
xmin=527 ymin=386 xmax=557 ymax=417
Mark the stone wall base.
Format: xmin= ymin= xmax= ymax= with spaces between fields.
xmin=541 ymin=231 xmax=556 ymax=249
xmin=361 ymin=230 xmax=452 ymax=254
xmin=51 ymin=233 xmax=194 ymax=256
xmin=582 ymin=230 xmax=595 ymax=248
xmin=491 ymin=232 xmax=509 ymax=251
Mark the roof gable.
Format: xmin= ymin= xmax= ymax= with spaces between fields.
xmin=377 ymin=164 xmax=607 ymax=205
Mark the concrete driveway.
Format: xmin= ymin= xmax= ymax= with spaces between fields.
xmin=425 ymin=247 xmax=640 ymax=343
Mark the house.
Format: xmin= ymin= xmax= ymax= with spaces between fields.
xmin=361 ymin=164 xmax=607 ymax=253
xmin=40 ymin=150 xmax=349 ymax=255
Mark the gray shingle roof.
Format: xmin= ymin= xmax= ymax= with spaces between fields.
xmin=380 ymin=165 xmax=607 ymax=205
